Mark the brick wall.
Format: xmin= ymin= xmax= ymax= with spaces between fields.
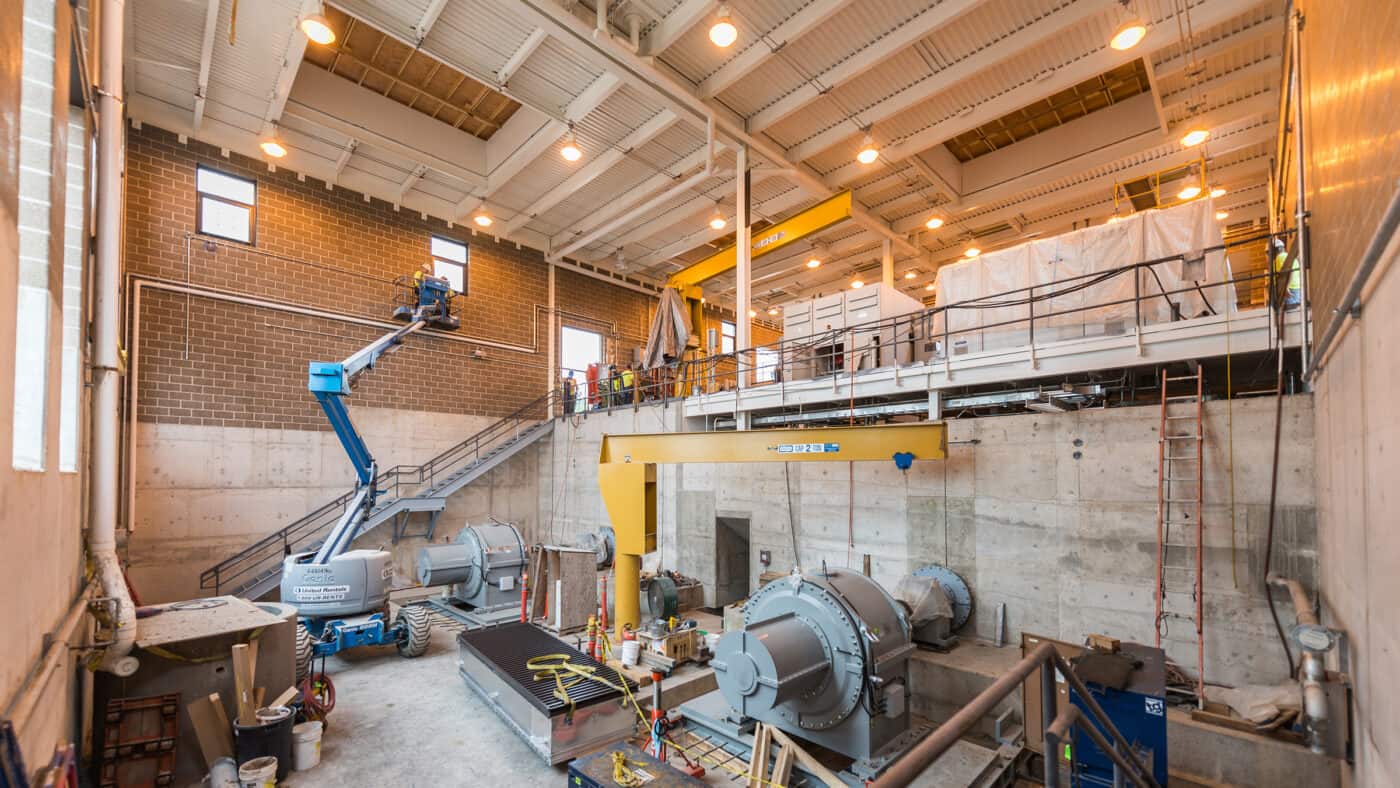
xmin=127 ymin=125 xmax=566 ymax=427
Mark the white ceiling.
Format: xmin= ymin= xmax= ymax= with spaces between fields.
xmin=125 ymin=0 xmax=1285 ymax=308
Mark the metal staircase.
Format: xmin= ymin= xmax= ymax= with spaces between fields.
xmin=1154 ymin=367 xmax=1206 ymax=705
xmin=200 ymin=393 xmax=558 ymax=599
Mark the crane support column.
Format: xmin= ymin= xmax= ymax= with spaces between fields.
xmin=598 ymin=422 xmax=946 ymax=637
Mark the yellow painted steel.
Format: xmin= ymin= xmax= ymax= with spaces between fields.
xmin=666 ymin=191 xmax=855 ymax=295
xmin=598 ymin=422 xmax=947 ymax=636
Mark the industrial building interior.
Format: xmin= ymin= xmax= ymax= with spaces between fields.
xmin=2 ymin=0 xmax=1396 ymax=785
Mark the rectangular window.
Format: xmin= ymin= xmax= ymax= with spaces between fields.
xmin=430 ymin=236 xmax=468 ymax=293
xmin=13 ymin=0 xmax=57 ymax=470
xmin=59 ymin=113 xmax=86 ymax=472
xmin=196 ymin=165 xmax=256 ymax=243
xmin=721 ymin=320 xmax=735 ymax=354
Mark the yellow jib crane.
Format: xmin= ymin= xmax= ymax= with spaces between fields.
xmin=597 ymin=422 xmax=948 ymax=637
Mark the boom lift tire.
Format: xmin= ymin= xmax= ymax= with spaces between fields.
xmin=295 ymin=622 xmax=314 ymax=683
xmin=396 ymin=606 xmax=431 ymax=658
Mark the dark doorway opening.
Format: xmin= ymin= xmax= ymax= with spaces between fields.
xmin=715 ymin=516 xmax=751 ymax=607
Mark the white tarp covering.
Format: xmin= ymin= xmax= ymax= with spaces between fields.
xmin=933 ymin=200 xmax=1235 ymax=354
xmin=644 ymin=287 xmax=692 ymax=369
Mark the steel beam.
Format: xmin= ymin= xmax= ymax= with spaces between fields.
xmin=643 ymin=0 xmax=718 ymax=55
xmin=497 ymin=28 xmax=548 ymax=86
xmin=697 ymin=0 xmax=856 ymax=99
xmin=192 ymin=0 xmax=220 ymax=135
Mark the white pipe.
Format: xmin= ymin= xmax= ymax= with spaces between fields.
xmin=4 ymin=583 xmax=94 ymax=731
xmin=1268 ymin=574 xmax=1329 ymax=754
xmin=595 ymin=0 xmax=607 ymax=36
xmin=92 ymin=0 xmax=138 ymax=677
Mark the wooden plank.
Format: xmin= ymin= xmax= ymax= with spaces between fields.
xmin=231 ymin=644 xmax=256 ymax=725
xmin=746 ymin=723 xmax=771 ymax=788
xmin=765 ymin=726 xmax=846 ymax=788
xmin=772 ymin=744 xmax=795 ymax=786
xmin=527 ymin=549 xmax=547 ymax=620
xmin=269 ymin=686 xmax=299 ymax=709
xmin=556 ymin=550 xmax=597 ymax=633
xmin=186 ymin=692 xmax=234 ymax=768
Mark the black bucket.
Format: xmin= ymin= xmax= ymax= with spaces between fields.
xmin=235 ymin=706 xmax=294 ymax=780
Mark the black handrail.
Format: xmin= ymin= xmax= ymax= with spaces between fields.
xmin=199 ymin=390 xmax=559 ymax=594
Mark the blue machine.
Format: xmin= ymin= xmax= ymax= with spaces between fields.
xmin=393 ymin=272 xmax=459 ymax=329
xmin=282 ymin=275 xmax=459 ymax=676
xmin=1068 ymin=641 xmax=1168 ymax=788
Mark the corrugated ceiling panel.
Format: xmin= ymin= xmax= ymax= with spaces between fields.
xmin=656 ymin=0 xmax=809 ymax=84
xmin=508 ymin=37 xmax=605 ymax=110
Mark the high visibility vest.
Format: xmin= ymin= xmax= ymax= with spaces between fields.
xmin=621 ymin=370 xmax=635 ymax=387
xmin=1274 ymin=250 xmax=1301 ymax=292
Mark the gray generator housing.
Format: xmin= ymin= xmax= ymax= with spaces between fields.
xmin=281 ymin=548 xmax=393 ymax=617
xmin=417 ymin=522 xmax=527 ymax=611
xmin=711 ymin=569 xmax=915 ymax=764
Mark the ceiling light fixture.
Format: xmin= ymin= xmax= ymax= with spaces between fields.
xmin=805 ymin=257 xmax=821 ymax=269
xmin=767 ymin=306 xmax=779 ymax=316
xmin=300 ymin=13 xmax=336 ymax=45
xmin=709 ymin=5 xmax=738 ymax=48
xmin=709 ymin=203 xmax=727 ymax=230
xmin=850 ymin=278 xmax=864 ymax=289
xmin=560 ymin=127 xmax=582 ymax=162
xmin=856 ymin=132 xmax=879 ymax=165
xmin=964 ymin=247 xmax=981 ymax=258
xmin=1180 ymin=128 xmax=1210 ymax=147
xmin=1109 ymin=18 xmax=1147 ymax=50
xmin=924 ymin=216 xmax=944 ymax=230
xmin=1209 ymin=186 xmax=1227 ymax=198
xmin=1177 ymin=184 xmax=1202 ymax=200
xmin=473 ymin=213 xmax=493 ymax=227
xmin=747 ymin=309 xmax=757 ymax=318
xmin=260 ymin=135 xmax=287 ymax=158
xmin=1215 ymin=210 xmax=1229 ymax=220
xmin=904 ymin=271 xmax=916 ymax=280
xmin=925 ymin=282 xmax=935 ymax=292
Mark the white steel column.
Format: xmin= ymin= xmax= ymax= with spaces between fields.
xmin=735 ymin=145 xmax=751 ymax=393
xmin=881 ymin=239 xmax=894 ymax=289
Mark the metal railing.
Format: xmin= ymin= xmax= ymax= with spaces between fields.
xmin=199 ymin=390 xmax=560 ymax=595
xmin=576 ymin=230 xmax=1297 ymax=413
xmin=870 ymin=641 xmax=1161 ymax=788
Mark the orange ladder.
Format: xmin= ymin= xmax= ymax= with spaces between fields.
xmin=1155 ymin=367 xmax=1205 ymax=706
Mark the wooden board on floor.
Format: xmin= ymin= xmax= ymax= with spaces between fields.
xmin=537 ymin=547 xmax=597 ymax=634
xmin=186 ymin=693 xmax=234 ymax=768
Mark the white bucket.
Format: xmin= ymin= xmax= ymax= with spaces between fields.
xmin=704 ymin=632 xmax=721 ymax=653
xmin=620 ymin=640 xmax=641 ymax=667
xmin=237 ymin=755 xmax=277 ymax=788
xmin=209 ymin=756 xmax=239 ymax=788
xmin=292 ymin=721 xmax=323 ymax=771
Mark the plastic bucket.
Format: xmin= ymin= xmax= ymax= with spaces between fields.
xmin=209 ymin=756 xmax=239 ymax=787
xmin=235 ymin=706 xmax=294 ymax=781
xmin=704 ymin=632 xmax=721 ymax=653
xmin=237 ymin=756 xmax=277 ymax=788
xmin=620 ymin=639 xmax=641 ymax=667
xmin=291 ymin=721 xmax=323 ymax=771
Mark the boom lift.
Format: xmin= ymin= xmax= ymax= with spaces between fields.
xmin=281 ymin=273 xmax=459 ymax=676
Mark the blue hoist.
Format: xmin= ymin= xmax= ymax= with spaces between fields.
xmin=280 ymin=272 xmax=459 ymax=676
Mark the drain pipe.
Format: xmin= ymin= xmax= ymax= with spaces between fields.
xmin=1267 ymin=574 xmax=1336 ymax=754
xmin=92 ymin=0 xmax=139 ymax=677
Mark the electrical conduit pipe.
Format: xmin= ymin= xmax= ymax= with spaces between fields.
xmin=1267 ymin=573 xmax=1331 ymax=754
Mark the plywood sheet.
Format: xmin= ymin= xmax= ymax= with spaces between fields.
xmin=135 ymin=596 xmax=284 ymax=648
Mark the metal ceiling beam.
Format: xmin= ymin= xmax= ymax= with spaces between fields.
xmin=820 ymin=0 xmax=1272 ymax=190
xmin=629 ymin=181 xmax=807 ymax=270
xmin=503 ymin=109 xmax=680 ymax=235
xmin=265 ymin=0 xmax=322 ymax=126
xmin=483 ymin=74 xmax=622 ymax=198
xmin=1152 ymin=12 xmax=1284 ymax=81
xmin=745 ymin=0 xmax=989 ymax=133
xmin=191 ymin=0 xmax=220 ymax=135
xmin=560 ymin=143 xmax=716 ymax=241
xmin=497 ymin=28 xmax=548 ymax=87
xmin=643 ymin=0 xmax=719 ymax=55
xmin=413 ymin=0 xmax=450 ymax=43
xmin=696 ymin=0 xmax=857 ymax=99
xmin=591 ymin=170 xmax=779 ymax=259
xmin=399 ymin=164 xmax=427 ymax=203
xmin=552 ymin=167 xmax=730 ymax=261
xmin=785 ymin=0 xmax=1117 ymax=165
xmin=1159 ymin=56 xmax=1279 ymax=115
xmin=513 ymin=0 xmax=919 ymax=257
xmin=332 ymin=138 xmax=358 ymax=184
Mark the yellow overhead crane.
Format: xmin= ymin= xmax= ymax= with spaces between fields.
xmin=597 ymin=421 xmax=947 ymax=637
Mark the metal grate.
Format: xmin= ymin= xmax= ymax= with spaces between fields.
xmin=457 ymin=623 xmax=634 ymax=717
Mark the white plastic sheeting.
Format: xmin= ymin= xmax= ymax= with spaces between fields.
xmin=932 ymin=200 xmax=1236 ymax=354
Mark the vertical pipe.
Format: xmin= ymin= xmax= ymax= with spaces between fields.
xmin=1041 ymin=660 xmax=1058 ymax=786
xmin=92 ymin=0 xmax=138 ymax=676
xmin=1290 ymin=10 xmax=1310 ymax=368
xmin=614 ymin=552 xmax=641 ymax=637
xmin=735 ymin=145 xmax=751 ymax=395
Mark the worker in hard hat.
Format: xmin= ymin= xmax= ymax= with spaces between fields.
xmin=1272 ymin=239 xmax=1301 ymax=308
xmin=620 ymin=364 xmax=636 ymax=405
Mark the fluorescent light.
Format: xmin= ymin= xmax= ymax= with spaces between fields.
xmin=1177 ymin=185 xmax=1202 ymax=200
xmin=1109 ymin=20 xmax=1147 ymax=51
xmin=924 ymin=216 xmax=944 ymax=230
xmin=709 ymin=6 xmax=737 ymax=47
xmin=473 ymin=213 xmax=493 ymax=227
xmin=300 ymin=14 xmax=336 ymax=45
xmin=260 ymin=138 xmax=287 ymax=158
xmin=1209 ymin=186 xmax=1227 ymax=198
xmin=964 ymin=247 xmax=981 ymax=258
xmin=805 ymin=258 xmax=821 ymax=269
xmin=856 ymin=133 xmax=879 ymax=165
xmin=850 ymin=279 xmax=864 ymax=289
xmin=1180 ymin=128 xmax=1210 ymax=147
xmin=1215 ymin=210 xmax=1229 ymax=220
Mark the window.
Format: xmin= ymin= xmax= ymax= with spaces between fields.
xmin=430 ymin=236 xmax=468 ymax=293
xmin=196 ymin=165 xmax=256 ymax=243
xmin=721 ymin=320 xmax=735 ymax=354
xmin=59 ymin=113 xmax=86 ymax=472
xmin=13 ymin=0 xmax=56 ymax=470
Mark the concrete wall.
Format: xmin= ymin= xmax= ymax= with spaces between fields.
xmin=541 ymin=396 xmax=1316 ymax=688
xmin=127 ymin=406 xmax=544 ymax=602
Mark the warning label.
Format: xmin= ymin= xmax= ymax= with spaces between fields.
xmin=294 ymin=585 xmax=349 ymax=602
